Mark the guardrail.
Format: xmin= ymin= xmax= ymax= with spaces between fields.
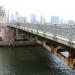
xmin=8 ymin=23 xmax=75 ymax=42
xmin=18 ymin=23 xmax=75 ymax=41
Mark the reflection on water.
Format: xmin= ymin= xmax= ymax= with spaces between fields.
xmin=0 ymin=45 xmax=74 ymax=75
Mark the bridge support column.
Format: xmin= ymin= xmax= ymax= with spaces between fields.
xmin=51 ymin=46 xmax=58 ymax=55
xmin=41 ymin=40 xmax=58 ymax=54
xmin=8 ymin=27 xmax=16 ymax=46
xmin=68 ymin=48 xmax=75 ymax=70
xmin=35 ymin=37 xmax=42 ymax=45
xmin=42 ymin=40 xmax=58 ymax=54
xmin=42 ymin=40 xmax=51 ymax=52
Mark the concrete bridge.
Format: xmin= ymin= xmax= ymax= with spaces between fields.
xmin=8 ymin=23 xmax=75 ymax=70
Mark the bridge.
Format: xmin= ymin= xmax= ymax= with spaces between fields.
xmin=8 ymin=23 xmax=75 ymax=70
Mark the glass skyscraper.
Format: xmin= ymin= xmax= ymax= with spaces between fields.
xmin=51 ymin=16 xmax=59 ymax=24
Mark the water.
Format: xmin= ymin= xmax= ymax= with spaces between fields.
xmin=0 ymin=45 xmax=74 ymax=75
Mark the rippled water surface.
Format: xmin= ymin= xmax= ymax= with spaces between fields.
xmin=0 ymin=45 xmax=74 ymax=75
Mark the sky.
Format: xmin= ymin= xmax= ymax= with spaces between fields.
xmin=0 ymin=0 xmax=75 ymax=22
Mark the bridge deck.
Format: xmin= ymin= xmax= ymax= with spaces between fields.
xmin=8 ymin=23 xmax=75 ymax=48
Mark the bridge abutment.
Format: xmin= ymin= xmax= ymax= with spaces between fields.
xmin=6 ymin=27 xmax=37 ymax=46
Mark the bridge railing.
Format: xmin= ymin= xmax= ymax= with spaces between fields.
xmin=8 ymin=23 xmax=75 ymax=41
xmin=24 ymin=24 xmax=75 ymax=39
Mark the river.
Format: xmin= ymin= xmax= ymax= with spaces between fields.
xmin=0 ymin=45 xmax=74 ymax=75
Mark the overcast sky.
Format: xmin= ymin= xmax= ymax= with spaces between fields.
xmin=0 ymin=0 xmax=75 ymax=22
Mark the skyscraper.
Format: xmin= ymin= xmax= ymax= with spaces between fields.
xmin=30 ymin=14 xmax=37 ymax=24
xmin=51 ymin=16 xmax=59 ymax=24
xmin=60 ymin=19 xmax=64 ymax=24
xmin=68 ymin=20 xmax=75 ymax=25
xmin=17 ymin=17 xmax=27 ymax=23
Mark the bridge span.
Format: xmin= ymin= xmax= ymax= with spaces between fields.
xmin=8 ymin=23 xmax=75 ymax=71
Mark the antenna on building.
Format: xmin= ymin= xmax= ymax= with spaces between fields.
xmin=40 ymin=12 xmax=46 ymax=24
xmin=40 ymin=12 xmax=43 ymax=24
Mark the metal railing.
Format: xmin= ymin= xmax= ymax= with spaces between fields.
xmin=8 ymin=23 xmax=75 ymax=41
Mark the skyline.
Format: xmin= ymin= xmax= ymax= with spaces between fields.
xmin=11 ymin=14 xmax=75 ymax=24
xmin=0 ymin=0 xmax=75 ymax=22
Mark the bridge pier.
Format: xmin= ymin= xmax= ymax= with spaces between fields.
xmin=42 ymin=40 xmax=59 ymax=55
xmin=51 ymin=46 xmax=58 ymax=55
xmin=68 ymin=48 xmax=75 ymax=70
xmin=35 ymin=37 xmax=60 ymax=55
xmin=42 ymin=40 xmax=51 ymax=52
xmin=35 ymin=37 xmax=42 ymax=45
xmin=8 ymin=27 xmax=16 ymax=46
xmin=8 ymin=27 xmax=37 ymax=46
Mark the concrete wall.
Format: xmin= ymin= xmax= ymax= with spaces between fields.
xmin=0 ymin=7 xmax=6 ymax=42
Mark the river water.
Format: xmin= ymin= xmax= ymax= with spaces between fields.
xmin=0 ymin=45 xmax=74 ymax=75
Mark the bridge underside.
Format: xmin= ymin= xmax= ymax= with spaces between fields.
xmin=8 ymin=26 xmax=75 ymax=70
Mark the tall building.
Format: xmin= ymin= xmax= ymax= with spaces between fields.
xmin=30 ymin=14 xmax=37 ymax=24
xmin=59 ymin=19 xmax=64 ymax=24
xmin=51 ymin=16 xmax=59 ymax=24
xmin=10 ymin=14 xmax=16 ymax=23
xmin=17 ymin=16 xmax=27 ymax=23
xmin=68 ymin=20 xmax=75 ymax=25
xmin=40 ymin=13 xmax=46 ymax=24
